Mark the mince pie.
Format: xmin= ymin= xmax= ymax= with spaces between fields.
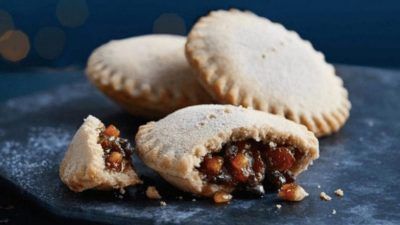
xmin=185 ymin=9 xmax=351 ymax=137
xmin=86 ymin=34 xmax=212 ymax=118
xmin=135 ymin=105 xmax=318 ymax=201
xmin=60 ymin=115 xmax=141 ymax=192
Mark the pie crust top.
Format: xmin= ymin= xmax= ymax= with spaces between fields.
xmin=135 ymin=104 xmax=319 ymax=196
xmin=185 ymin=9 xmax=351 ymax=137
xmin=86 ymin=34 xmax=212 ymax=118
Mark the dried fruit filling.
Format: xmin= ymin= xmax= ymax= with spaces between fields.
xmin=199 ymin=140 xmax=304 ymax=195
xmin=98 ymin=125 xmax=134 ymax=172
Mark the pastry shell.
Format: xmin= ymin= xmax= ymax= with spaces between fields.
xmin=59 ymin=115 xmax=141 ymax=192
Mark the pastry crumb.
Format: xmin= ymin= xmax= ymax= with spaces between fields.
xmin=192 ymin=198 xmax=197 ymax=202
xmin=278 ymin=183 xmax=308 ymax=201
xmin=213 ymin=191 xmax=232 ymax=204
xmin=146 ymin=186 xmax=162 ymax=200
xmin=160 ymin=201 xmax=167 ymax=206
xmin=119 ymin=188 xmax=126 ymax=195
xmin=332 ymin=209 xmax=337 ymax=215
xmin=178 ymin=196 xmax=183 ymax=200
xmin=317 ymin=185 xmax=321 ymax=189
xmin=334 ymin=189 xmax=344 ymax=197
xmin=320 ymin=192 xmax=332 ymax=201
xmin=276 ymin=204 xmax=282 ymax=209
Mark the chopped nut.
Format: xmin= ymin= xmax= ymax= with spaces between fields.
xmin=107 ymin=152 xmax=123 ymax=164
xmin=160 ymin=201 xmax=167 ymax=206
xmin=201 ymin=156 xmax=224 ymax=176
xmin=213 ymin=191 xmax=232 ymax=204
xmin=332 ymin=209 xmax=337 ymax=215
xmin=278 ymin=183 xmax=309 ymax=201
xmin=276 ymin=204 xmax=282 ymax=209
xmin=146 ymin=186 xmax=162 ymax=200
xmin=103 ymin=125 xmax=120 ymax=137
xmin=334 ymin=189 xmax=344 ymax=197
xmin=320 ymin=192 xmax=332 ymax=201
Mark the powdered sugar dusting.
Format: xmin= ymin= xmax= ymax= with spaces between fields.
xmin=0 ymin=126 xmax=71 ymax=190
xmin=4 ymin=83 xmax=92 ymax=114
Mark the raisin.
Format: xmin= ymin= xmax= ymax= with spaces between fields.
xmin=266 ymin=147 xmax=295 ymax=171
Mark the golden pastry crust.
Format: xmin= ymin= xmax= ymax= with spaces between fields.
xmin=135 ymin=104 xmax=319 ymax=197
xmin=86 ymin=34 xmax=213 ymax=118
xmin=59 ymin=115 xmax=142 ymax=192
xmin=185 ymin=9 xmax=351 ymax=137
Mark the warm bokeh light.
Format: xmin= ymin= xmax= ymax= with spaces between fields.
xmin=0 ymin=30 xmax=30 ymax=62
xmin=0 ymin=10 xmax=14 ymax=38
xmin=56 ymin=0 xmax=89 ymax=28
xmin=34 ymin=27 xmax=66 ymax=60
xmin=153 ymin=13 xmax=186 ymax=35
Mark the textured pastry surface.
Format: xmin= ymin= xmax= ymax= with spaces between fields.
xmin=86 ymin=34 xmax=212 ymax=118
xmin=185 ymin=9 xmax=351 ymax=137
xmin=59 ymin=115 xmax=141 ymax=192
xmin=136 ymin=104 xmax=319 ymax=196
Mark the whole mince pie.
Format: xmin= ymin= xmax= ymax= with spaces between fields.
xmin=85 ymin=35 xmax=213 ymax=118
xmin=136 ymin=105 xmax=319 ymax=203
xmin=60 ymin=115 xmax=142 ymax=192
xmin=185 ymin=9 xmax=351 ymax=137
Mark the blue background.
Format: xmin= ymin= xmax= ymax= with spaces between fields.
xmin=1 ymin=0 xmax=400 ymax=70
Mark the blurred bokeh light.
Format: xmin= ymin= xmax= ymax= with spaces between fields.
xmin=34 ymin=27 xmax=66 ymax=60
xmin=153 ymin=13 xmax=186 ymax=35
xmin=0 ymin=30 xmax=30 ymax=62
xmin=56 ymin=0 xmax=89 ymax=28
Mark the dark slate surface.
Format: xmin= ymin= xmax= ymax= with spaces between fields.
xmin=0 ymin=65 xmax=399 ymax=225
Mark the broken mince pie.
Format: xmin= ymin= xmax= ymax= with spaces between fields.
xmin=135 ymin=105 xmax=318 ymax=202
xmin=60 ymin=115 xmax=141 ymax=192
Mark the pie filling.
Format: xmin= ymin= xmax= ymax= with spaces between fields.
xmin=98 ymin=125 xmax=133 ymax=172
xmin=199 ymin=139 xmax=304 ymax=196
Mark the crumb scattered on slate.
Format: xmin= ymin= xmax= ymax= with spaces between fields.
xmin=320 ymin=192 xmax=332 ymax=201
xmin=160 ymin=201 xmax=167 ymax=207
xmin=332 ymin=209 xmax=337 ymax=215
xmin=192 ymin=199 xmax=196 ymax=202
xmin=178 ymin=196 xmax=183 ymax=200
xmin=317 ymin=185 xmax=321 ymax=189
xmin=334 ymin=189 xmax=344 ymax=197
xmin=119 ymin=188 xmax=126 ymax=195
xmin=276 ymin=204 xmax=282 ymax=209
xmin=146 ymin=186 xmax=162 ymax=200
